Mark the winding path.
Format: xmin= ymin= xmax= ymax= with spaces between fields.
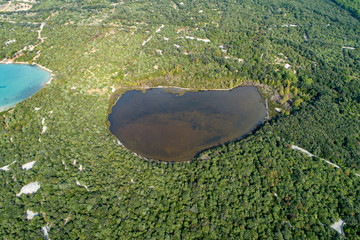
xmin=291 ymin=145 xmax=360 ymax=177
xmin=0 ymin=1 xmax=11 ymax=12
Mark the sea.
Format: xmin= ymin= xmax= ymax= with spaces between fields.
xmin=0 ymin=64 xmax=51 ymax=111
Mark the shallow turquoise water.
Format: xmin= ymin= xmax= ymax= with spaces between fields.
xmin=0 ymin=64 xmax=51 ymax=111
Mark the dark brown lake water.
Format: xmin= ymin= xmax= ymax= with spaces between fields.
xmin=108 ymin=87 xmax=266 ymax=162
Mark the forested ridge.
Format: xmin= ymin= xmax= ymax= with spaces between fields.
xmin=332 ymin=0 xmax=360 ymax=19
xmin=0 ymin=0 xmax=360 ymax=239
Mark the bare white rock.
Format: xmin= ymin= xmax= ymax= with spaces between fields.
xmin=274 ymin=193 xmax=280 ymax=200
xmin=197 ymin=38 xmax=210 ymax=43
xmin=331 ymin=219 xmax=345 ymax=235
xmin=343 ymin=46 xmax=355 ymax=50
xmin=155 ymin=24 xmax=165 ymax=33
xmin=42 ymin=225 xmax=50 ymax=240
xmin=282 ymin=24 xmax=297 ymax=27
xmin=0 ymin=165 xmax=11 ymax=171
xmin=304 ymin=34 xmax=308 ymax=42
xmin=76 ymin=180 xmax=89 ymax=191
xmin=41 ymin=117 xmax=47 ymax=134
xmin=17 ymin=181 xmax=40 ymax=197
xmin=41 ymin=126 xmax=47 ymax=134
xmin=26 ymin=209 xmax=39 ymax=220
xmin=0 ymin=164 xmax=11 ymax=172
xmin=142 ymin=36 xmax=152 ymax=46
xmin=0 ymin=161 xmax=16 ymax=171
xmin=62 ymin=160 xmax=68 ymax=170
xmin=22 ymin=161 xmax=36 ymax=170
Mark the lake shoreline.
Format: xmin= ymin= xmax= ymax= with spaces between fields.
xmin=110 ymin=81 xmax=270 ymax=92
xmin=107 ymin=82 xmax=276 ymax=126
xmin=107 ymin=86 xmax=267 ymax=162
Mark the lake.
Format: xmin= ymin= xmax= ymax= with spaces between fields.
xmin=108 ymin=87 xmax=266 ymax=162
xmin=0 ymin=64 xmax=51 ymax=111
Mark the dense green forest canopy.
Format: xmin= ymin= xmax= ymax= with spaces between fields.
xmin=332 ymin=0 xmax=360 ymax=19
xmin=0 ymin=0 xmax=359 ymax=239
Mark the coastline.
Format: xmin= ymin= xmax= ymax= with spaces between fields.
xmin=0 ymin=61 xmax=54 ymax=112
xmin=0 ymin=60 xmax=54 ymax=84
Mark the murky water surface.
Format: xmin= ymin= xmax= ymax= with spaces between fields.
xmin=108 ymin=87 xmax=266 ymax=162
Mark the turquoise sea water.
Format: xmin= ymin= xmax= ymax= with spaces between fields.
xmin=0 ymin=64 xmax=51 ymax=111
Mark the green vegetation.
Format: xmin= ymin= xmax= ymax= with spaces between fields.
xmin=332 ymin=0 xmax=360 ymax=19
xmin=1 ymin=0 xmax=360 ymax=239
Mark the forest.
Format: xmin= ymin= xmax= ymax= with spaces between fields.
xmin=332 ymin=0 xmax=360 ymax=19
xmin=0 ymin=0 xmax=359 ymax=239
